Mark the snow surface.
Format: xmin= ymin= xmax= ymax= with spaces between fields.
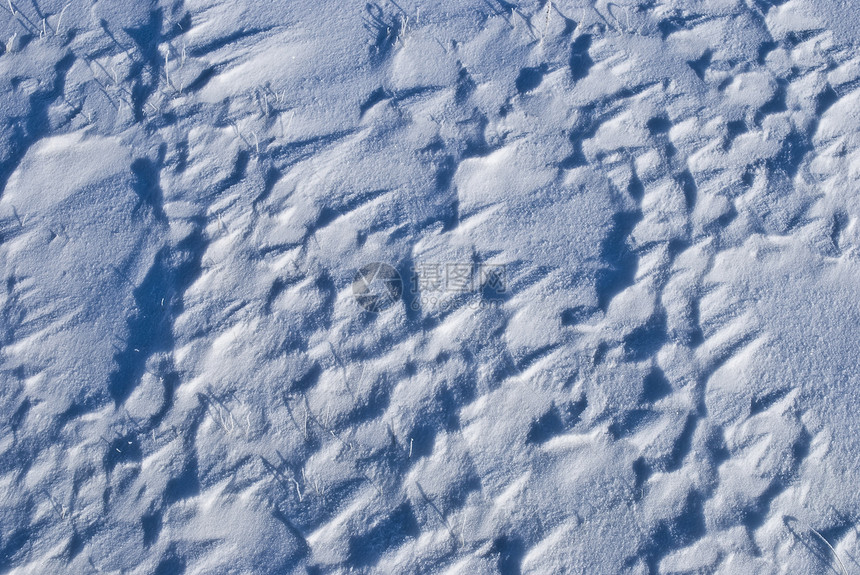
xmin=1 ymin=0 xmax=860 ymax=573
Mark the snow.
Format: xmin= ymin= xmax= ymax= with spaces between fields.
xmin=1 ymin=0 xmax=860 ymax=573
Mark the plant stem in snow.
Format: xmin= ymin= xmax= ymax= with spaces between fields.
xmin=56 ymin=4 xmax=69 ymax=36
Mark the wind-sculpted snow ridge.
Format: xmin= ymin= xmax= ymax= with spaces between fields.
xmin=1 ymin=0 xmax=860 ymax=573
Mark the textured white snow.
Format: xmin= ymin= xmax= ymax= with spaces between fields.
xmin=1 ymin=0 xmax=860 ymax=574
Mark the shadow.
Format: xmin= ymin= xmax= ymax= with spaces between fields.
xmin=491 ymin=535 xmax=525 ymax=575
xmin=595 ymin=210 xmax=641 ymax=311
xmin=687 ymin=49 xmax=712 ymax=80
xmin=153 ymin=546 xmax=186 ymax=575
xmin=360 ymin=87 xmax=389 ymax=117
xmin=124 ymin=9 xmax=164 ymax=121
xmin=569 ymin=34 xmax=593 ymax=82
xmin=664 ymin=414 xmax=697 ymax=472
xmin=142 ymin=511 xmax=162 ymax=547
xmin=131 ymin=157 xmax=167 ymax=221
xmin=456 ymin=64 xmax=476 ymax=103
xmin=640 ymin=491 xmax=706 ymax=573
xmin=364 ymin=3 xmax=403 ymax=64
xmin=108 ymin=224 xmax=207 ymax=406
xmin=609 ymin=409 xmax=657 ymax=439
xmin=623 ymin=310 xmax=668 ymax=361
xmin=560 ymin=305 xmax=592 ymax=326
xmin=526 ymin=396 xmax=587 ymax=444
xmin=642 ymin=365 xmax=672 ymax=402
xmin=347 ymin=502 xmax=420 ymax=567
xmin=516 ymin=64 xmax=548 ymax=94
xmin=163 ymin=456 xmax=200 ymax=505
xmin=0 ymin=53 xmax=74 ymax=198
